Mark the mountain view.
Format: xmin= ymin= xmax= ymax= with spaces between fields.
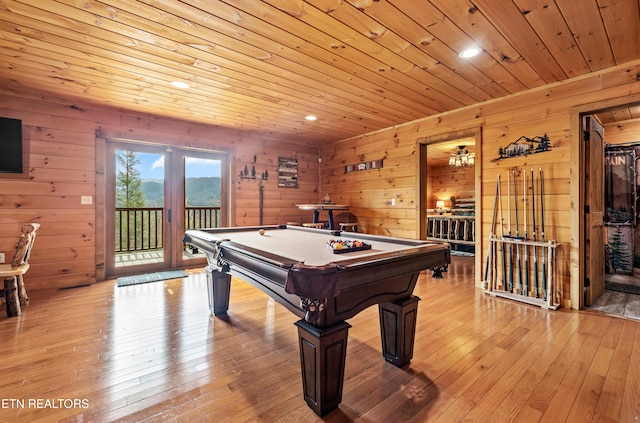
xmin=141 ymin=177 xmax=221 ymax=207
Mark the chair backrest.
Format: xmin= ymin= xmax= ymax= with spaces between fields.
xmin=11 ymin=223 xmax=40 ymax=268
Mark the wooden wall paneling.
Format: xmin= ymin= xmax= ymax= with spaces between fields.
xmin=0 ymin=110 xmax=98 ymax=290
xmin=0 ymin=92 xmax=320 ymax=289
xmin=603 ymin=119 xmax=640 ymax=144
xmin=0 ymin=57 xmax=639 ymax=305
xmin=429 ymin=165 xmax=475 ymax=206
xmin=322 ymin=130 xmax=420 ymax=234
xmin=234 ymin=139 xmax=319 ymax=226
xmin=32 ymin=160 xmax=95 ymax=183
xmin=0 ymin=181 xmax=91 ymax=197
xmin=321 ymin=60 xmax=640 ymax=309
xmin=30 ymin=140 xmax=94 ymax=159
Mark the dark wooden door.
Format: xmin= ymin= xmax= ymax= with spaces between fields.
xmin=584 ymin=115 xmax=605 ymax=305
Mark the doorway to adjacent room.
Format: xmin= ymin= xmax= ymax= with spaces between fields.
xmin=585 ymin=103 xmax=640 ymax=319
xmin=418 ymin=128 xmax=482 ymax=283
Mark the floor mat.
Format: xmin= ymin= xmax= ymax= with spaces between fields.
xmin=589 ymin=289 xmax=640 ymax=320
xmin=605 ymin=281 xmax=640 ymax=295
xmin=117 ymin=270 xmax=188 ymax=287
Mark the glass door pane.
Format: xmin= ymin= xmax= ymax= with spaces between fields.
xmin=107 ymin=142 xmax=171 ymax=276
xmin=115 ymin=149 xmax=166 ymax=268
xmin=182 ymin=155 xmax=223 ymax=262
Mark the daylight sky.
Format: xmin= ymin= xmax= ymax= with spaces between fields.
xmin=133 ymin=152 xmax=222 ymax=179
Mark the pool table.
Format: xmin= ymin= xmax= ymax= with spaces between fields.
xmin=183 ymin=225 xmax=450 ymax=416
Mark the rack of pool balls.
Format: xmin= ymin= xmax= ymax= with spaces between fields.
xmin=326 ymin=239 xmax=371 ymax=253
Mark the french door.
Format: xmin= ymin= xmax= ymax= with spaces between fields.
xmin=105 ymin=141 xmax=228 ymax=277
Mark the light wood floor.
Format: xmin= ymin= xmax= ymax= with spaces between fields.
xmin=1 ymin=256 xmax=639 ymax=422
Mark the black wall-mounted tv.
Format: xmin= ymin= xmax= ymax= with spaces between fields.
xmin=0 ymin=117 xmax=23 ymax=173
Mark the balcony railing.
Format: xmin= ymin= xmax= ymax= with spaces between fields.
xmin=115 ymin=206 xmax=221 ymax=253
xmin=185 ymin=206 xmax=221 ymax=229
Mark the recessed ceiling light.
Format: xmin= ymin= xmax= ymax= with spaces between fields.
xmin=171 ymin=81 xmax=190 ymax=89
xmin=459 ymin=47 xmax=481 ymax=58
xmin=305 ymin=115 xmax=317 ymax=121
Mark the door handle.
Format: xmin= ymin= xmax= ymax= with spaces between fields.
xmin=168 ymin=209 xmax=172 ymax=223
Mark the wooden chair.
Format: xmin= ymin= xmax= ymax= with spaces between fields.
xmin=335 ymin=211 xmax=359 ymax=232
xmin=1 ymin=223 xmax=40 ymax=317
xmin=338 ymin=222 xmax=358 ymax=232
xmin=302 ymin=222 xmax=324 ymax=229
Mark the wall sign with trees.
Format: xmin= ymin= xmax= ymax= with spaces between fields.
xmin=605 ymin=145 xmax=638 ymax=276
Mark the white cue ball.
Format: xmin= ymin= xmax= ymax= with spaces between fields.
xmin=259 ymin=229 xmax=265 ymax=235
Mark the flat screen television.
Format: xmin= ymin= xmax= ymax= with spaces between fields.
xmin=0 ymin=117 xmax=23 ymax=173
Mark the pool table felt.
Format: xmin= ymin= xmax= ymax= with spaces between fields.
xmin=207 ymin=227 xmax=429 ymax=267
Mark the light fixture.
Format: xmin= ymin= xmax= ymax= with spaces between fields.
xmin=459 ymin=46 xmax=481 ymax=58
xmin=436 ymin=200 xmax=446 ymax=214
xmin=171 ymin=81 xmax=190 ymax=89
xmin=449 ymin=145 xmax=475 ymax=168
xmin=305 ymin=115 xmax=317 ymax=121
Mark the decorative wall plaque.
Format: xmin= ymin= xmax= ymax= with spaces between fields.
xmin=492 ymin=134 xmax=551 ymax=162
xmin=278 ymin=157 xmax=298 ymax=188
xmin=345 ymin=159 xmax=383 ymax=173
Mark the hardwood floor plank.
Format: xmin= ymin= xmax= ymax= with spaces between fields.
xmin=511 ymin=312 xmax=583 ymax=421
xmin=538 ymin=313 xmax=612 ymax=422
xmin=592 ymin=319 xmax=636 ymax=422
xmin=462 ymin=320 xmax=563 ymax=421
xmin=565 ymin=317 xmax=624 ymax=422
xmin=619 ymin=320 xmax=640 ymax=423
xmin=1 ymin=256 xmax=639 ymax=422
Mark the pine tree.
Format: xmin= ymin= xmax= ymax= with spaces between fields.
xmin=609 ymin=226 xmax=632 ymax=273
xmin=115 ymin=151 xmax=149 ymax=251
xmin=116 ymin=151 xmax=145 ymax=208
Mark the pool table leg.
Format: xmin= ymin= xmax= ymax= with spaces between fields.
xmin=379 ymin=295 xmax=420 ymax=367
xmin=295 ymin=319 xmax=351 ymax=417
xmin=205 ymin=266 xmax=231 ymax=316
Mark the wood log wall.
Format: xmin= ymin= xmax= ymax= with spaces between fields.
xmin=2 ymin=60 xmax=640 ymax=309
xmin=603 ymin=119 xmax=640 ymax=145
xmin=321 ymin=59 xmax=640 ymax=309
xmin=0 ymin=91 xmax=319 ymax=291
xmin=428 ymin=164 xmax=475 ymax=210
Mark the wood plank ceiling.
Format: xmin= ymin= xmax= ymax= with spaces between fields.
xmin=0 ymin=0 xmax=639 ymax=144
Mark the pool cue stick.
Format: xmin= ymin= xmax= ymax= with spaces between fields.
xmin=483 ymin=177 xmax=500 ymax=287
xmin=507 ymin=171 xmax=514 ymax=292
xmin=498 ymin=174 xmax=507 ymax=291
xmin=513 ymin=169 xmax=523 ymax=295
xmin=540 ymin=168 xmax=547 ymax=300
xmin=531 ymin=168 xmax=539 ymax=298
xmin=523 ymin=169 xmax=529 ymax=296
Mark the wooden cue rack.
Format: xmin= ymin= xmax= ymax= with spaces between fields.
xmin=484 ymin=234 xmax=560 ymax=310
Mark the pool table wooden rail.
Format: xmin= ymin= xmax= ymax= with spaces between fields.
xmin=183 ymin=225 xmax=450 ymax=328
xmin=183 ymin=225 xmax=451 ymax=416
